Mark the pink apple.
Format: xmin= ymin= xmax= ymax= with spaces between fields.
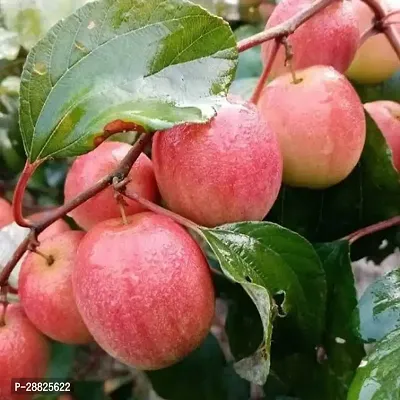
xmin=258 ymin=66 xmax=366 ymax=188
xmin=262 ymin=0 xmax=359 ymax=78
xmin=152 ymin=98 xmax=282 ymax=227
xmin=28 ymin=212 xmax=70 ymax=242
xmin=346 ymin=0 xmax=400 ymax=84
xmin=364 ymin=101 xmax=400 ymax=170
xmin=64 ymin=141 xmax=158 ymax=231
xmin=0 ymin=304 xmax=49 ymax=400
xmin=19 ymin=231 xmax=92 ymax=344
xmin=73 ymin=212 xmax=215 ymax=370
xmin=0 ymin=198 xmax=13 ymax=228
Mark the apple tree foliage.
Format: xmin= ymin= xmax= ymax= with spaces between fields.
xmin=0 ymin=0 xmax=399 ymax=399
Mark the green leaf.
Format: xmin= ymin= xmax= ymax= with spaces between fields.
xmin=201 ymin=222 xmax=326 ymax=385
xmin=147 ymin=334 xmax=250 ymax=400
xmin=265 ymin=241 xmax=364 ymax=399
xmin=354 ymin=268 xmax=400 ymax=343
xmin=19 ymin=0 xmax=238 ymax=162
xmin=352 ymin=70 xmax=400 ymax=104
xmin=268 ymin=112 xmax=400 ymax=257
xmin=234 ymin=25 xmax=263 ymax=80
xmin=348 ymin=328 xmax=400 ymax=400
xmin=45 ymin=342 xmax=77 ymax=379
xmin=314 ymin=241 xmax=365 ymax=398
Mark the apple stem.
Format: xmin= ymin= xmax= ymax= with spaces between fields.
xmin=120 ymin=191 xmax=201 ymax=233
xmin=250 ymin=39 xmax=280 ymax=105
xmin=30 ymin=248 xmax=54 ymax=266
xmin=359 ymin=25 xmax=379 ymax=47
xmin=0 ymin=286 xmax=8 ymax=327
xmin=343 ymin=216 xmax=400 ymax=245
xmin=12 ymin=160 xmax=43 ymax=228
xmin=282 ymin=38 xmax=302 ymax=85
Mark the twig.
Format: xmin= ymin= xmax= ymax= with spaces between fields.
xmin=0 ymin=131 xmax=154 ymax=287
xmin=343 ymin=216 xmax=400 ymax=245
xmin=237 ymin=0 xmax=335 ymax=52
xmin=250 ymin=39 xmax=280 ymax=104
xmin=119 ymin=190 xmax=201 ymax=233
xmin=361 ymin=0 xmax=400 ymax=60
xmin=359 ymin=25 xmax=379 ymax=47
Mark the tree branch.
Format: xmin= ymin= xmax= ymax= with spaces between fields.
xmin=343 ymin=216 xmax=400 ymax=245
xmin=250 ymin=39 xmax=280 ymax=104
xmin=0 ymin=131 xmax=154 ymax=287
xmin=237 ymin=0 xmax=336 ymax=53
xmin=361 ymin=0 xmax=400 ymax=60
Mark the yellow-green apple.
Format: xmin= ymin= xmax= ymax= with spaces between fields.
xmin=346 ymin=0 xmax=400 ymax=84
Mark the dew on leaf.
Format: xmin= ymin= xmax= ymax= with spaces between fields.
xmin=33 ymin=63 xmax=47 ymax=76
xmin=87 ymin=21 xmax=96 ymax=30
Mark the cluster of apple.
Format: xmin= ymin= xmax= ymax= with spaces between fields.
xmin=0 ymin=0 xmax=399 ymax=397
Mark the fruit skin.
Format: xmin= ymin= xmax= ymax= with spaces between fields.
xmin=19 ymin=231 xmax=92 ymax=344
xmin=64 ymin=141 xmax=158 ymax=231
xmin=152 ymin=99 xmax=282 ymax=227
xmin=258 ymin=66 xmax=366 ymax=189
xmin=0 ymin=304 xmax=50 ymax=400
xmin=28 ymin=212 xmax=70 ymax=242
xmin=0 ymin=198 xmax=13 ymax=228
xmin=73 ymin=212 xmax=215 ymax=370
xmin=262 ymin=0 xmax=359 ymax=78
xmin=364 ymin=101 xmax=400 ymax=171
xmin=346 ymin=0 xmax=400 ymax=84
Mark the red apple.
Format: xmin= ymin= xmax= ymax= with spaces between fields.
xmin=73 ymin=212 xmax=215 ymax=370
xmin=262 ymin=0 xmax=359 ymax=78
xmin=64 ymin=141 xmax=158 ymax=231
xmin=28 ymin=212 xmax=70 ymax=242
xmin=364 ymin=101 xmax=400 ymax=171
xmin=0 ymin=304 xmax=49 ymax=400
xmin=152 ymin=98 xmax=282 ymax=227
xmin=346 ymin=0 xmax=400 ymax=84
xmin=0 ymin=198 xmax=13 ymax=229
xmin=258 ymin=66 xmax=366 ymax=188
xmin=19 ymin=231 xmax=92 ymax=344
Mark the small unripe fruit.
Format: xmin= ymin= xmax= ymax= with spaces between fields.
xmin=152 ymin=99 xmax=282 ymax=227
xmin=346 ymin=0 xmax=400 ymax=84
xmin=262 ymin=0 xmax=359 ymax=78
xmin=0 ymin=198 xmax=13 ymax=228
xmin=258 ymin=66 xmax=366 ymax=189
xmin=73 ymin=212 xmax=215 ymax=370
xmin=19 ymin=231 xmax=92 ymax=344
xmin=364 ymin=101 xmax=400 ymax=171
xmin=64 ymin=142 xmax=158 ymax=231
xmin=0 ymin=304 xmax=50 ymax=400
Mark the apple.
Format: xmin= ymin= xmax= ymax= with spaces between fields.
xmin=64 ymin=141 xmax=158 ymax=231
xmin=28 ymin=212 xmax=70 ymax=242
xmin=364 ymin=101 xmax=400 ymax=170
xmin=258 ymin=65 xmax=366 ymax=189
xmin=19 ymin=231 xmax=92 ymax=344
xmin=346 ymin=0 xmax=400 ymax=84
xmin=73 ymin=212 xmax=215 ymax=370
xmin=262 ymin=0 xmax=359 ymax=78
xmin=0 ymin=304 xmax=49 ymax=400
xmin=0 ymin=198 xmax=13 ymax=229
xmin=152 ymin=98 xmax=282 ymax=227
